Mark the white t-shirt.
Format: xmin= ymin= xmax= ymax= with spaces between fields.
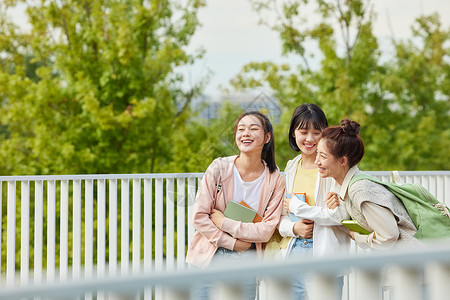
xmin=232 ymin=165 xmax=266 ymax=211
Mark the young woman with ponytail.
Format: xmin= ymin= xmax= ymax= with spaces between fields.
xmin=186 ymin=111 xmax=285 ymax=299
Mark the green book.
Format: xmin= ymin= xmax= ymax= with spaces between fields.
xmin=223 ymin=201 xmax=257 ymax=223
xmin=341 ymin=219 xmax=372 ymax=235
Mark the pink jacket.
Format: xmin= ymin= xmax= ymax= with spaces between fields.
xmin=186 ymin=155 xmax=285 ymax=268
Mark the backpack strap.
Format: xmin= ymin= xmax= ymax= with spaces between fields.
xmin=214 ymin=166 xmax=222 ymax=194
xmin=349 ymin=173 xmax=383 ymax=189
xmin=390 ymin=171 xmax=402 ymax=184
xmin=350 ymin=173 xmax=450 ymax=219
xmin=350 ymin=172 xmax=403 ymax=187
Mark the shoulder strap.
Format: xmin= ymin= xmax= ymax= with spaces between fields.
xmin=390 ymin=171 xmax=402 ymax=184
xmin=349 ymin=173 xmax=384 ymax=189
xmin=215 ymin=166 xmax=222 ymax=194
xmin=207 ymin=158 xmax=222 ymax=194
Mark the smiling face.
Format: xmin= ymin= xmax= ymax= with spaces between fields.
xmin=235 ymin=115 xmax=270 ymax=154
xmin=293 ymin=121 xmax=322 ymax=156
xmin=315 ymin=139 xmax=348 ymax=184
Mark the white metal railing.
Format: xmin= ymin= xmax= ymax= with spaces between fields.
xmin=0 ymin=241 xmax=449 ymax=300
xmin=0 ymin=171 xmax=449 ymax=299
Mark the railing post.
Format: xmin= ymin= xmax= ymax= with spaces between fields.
xmin=308 ymin=273 xmax=340 ymax=300
xmin=176 ymin=178 xmax=186 ymax=271
xmin=0 ymin=181 xmax=2 ymax=279
xmin=143 ymin=178 xmax=153 ymax=300
xmin=34 ymin=180 xmax=44 ymax=285
xmin=109 ymin=179 xmax=119 ymax=300
xmin=211 ymin=283 xmax=247 ymax=300
xmin=132 ymin=179 xmax=141 ymax=275
xmin=60 ymin=180 xmax=69 ymax=280
xmin=166 ymin=178 xmax=175 ymax=271
xmin=20 ymin=181 xmax=30 ymax=286
xmin=6 ymin=181 xmax=16 ymax=286
xmin=97 ymin=179 xmax=106 ymax=300
xmin=426 ymin=262 xmax=450 ymax=300
xmin=155 ymin=178 xmax=164 ymax=300
xmin=47 ymin=180 xmax=56 ymax=282
xmin=354 ymin=269 xmax=380 ymax=300
xmin=390 ymin=266 xmax=422 ymax=300
xmin=445 ymin=176 xmax=450 ymax=206
xmin=187 ymin=176 xmax=197 ymax=246
xmin=73 ymin=179 xmax=81 ymax=279
xmin=164 ymin=288 xmax=190 ymax=300
xmin=85 ymin=179 xmax=94 ymax=300
xmin=121 ymin=179 xmax=130 ymax=275
xmin=109 ymin=179 xmax=118 ymax=275
xmin=263 ymin=278 xmax=293 ymax=300
xmin=132 ymin=178 xmax=141 ymax=300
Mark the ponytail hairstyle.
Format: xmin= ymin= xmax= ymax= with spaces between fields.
xmin=321 ymin=119 xmax=365 ymax=168
xmin=289 ymin=103 xmax=328 ymax=152
xmin=233 ymin=111 xmax=277 ymax=173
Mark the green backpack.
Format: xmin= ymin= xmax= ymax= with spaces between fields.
xmin=349 ymin=172 xmax=450 ymax=240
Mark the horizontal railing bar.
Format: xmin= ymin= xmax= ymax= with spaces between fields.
xmin=0 ymin=173 xmax=205 ymax=181
xmin=366 ymin=171 xmax=450 ymax=176
xmin=0 ymin=171 xmax=449 ymax=182
xmin=1 ymin=241 xmax=449 ymax=300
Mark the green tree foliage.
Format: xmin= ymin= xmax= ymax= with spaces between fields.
xmin=165 ymin=100 xmax=244 ymax=172
xmin=231 ymin=0 xmax=450 ymax=171
xmin=0 ymin=0 xmax=208 ymax=175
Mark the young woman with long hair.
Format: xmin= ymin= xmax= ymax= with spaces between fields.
xmin=186 ymin=111 xmax=285 ymax=299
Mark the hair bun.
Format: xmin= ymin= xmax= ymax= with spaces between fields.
xmin=340 ymin=119 xmax=360 ymax=136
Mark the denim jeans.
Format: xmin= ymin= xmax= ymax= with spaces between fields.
xmin=290 ymin=238 xmax=314 ymax=300
xmin=191 ymin=247 xmax=257 ymax=300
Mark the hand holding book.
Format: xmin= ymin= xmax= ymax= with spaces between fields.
xmin=223 ymin=200 xmax=263 ymax=223
xmin=285 ymin=193 xmax=314 ymax=238
xmin=286 ymin=193 xmax=307 ymax=222
xmin=341 ymin=219 xmax=371 ymax=235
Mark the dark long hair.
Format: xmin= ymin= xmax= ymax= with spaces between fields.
xmin=288 ymin=103 xmax=328 ymax=152
xmin=233 ymin=111 xmax=277 ymax=173
xmin=321 ymin=119 xmax=365 ymax=168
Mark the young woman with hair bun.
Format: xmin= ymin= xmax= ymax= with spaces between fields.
xmin=315 ymin=119 xmax=422 ymax=250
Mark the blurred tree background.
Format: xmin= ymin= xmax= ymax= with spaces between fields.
xmin=0 ymin=0 xmax=448 ymax=177
xmin=0 ymin=0 xmax=448 ymax=276
xmin=0 ymin=0 xmax=222 ymax=176
xmin=232 ymin=0 xmax=450 ymax=171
